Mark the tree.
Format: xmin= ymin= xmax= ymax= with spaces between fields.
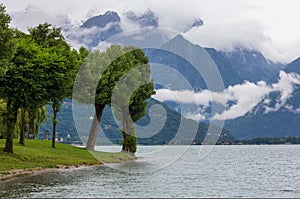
xmin=29 ymin=23 xmax=83 ymax=148
xmin=0 ymin=4 xmax=16 ymax=153
xmin=34 ymin=106 xmax=48 ymax=137
xmin=0 ymin=4 xmax=14 ymax=78
xmin=10 ymin=36 xmax=49 ymax=145
xmin=16 ymin=106 xmax=47 ymax=144
xmin=112 ymin=48 xmax=155 ymax=153
xmin=2 ymin=36 xmax=50 ymax=151
xmin=75 ymin=45 xmax=154 ymax=151
xmin=75 ymin=45 xmax=127 ymax=150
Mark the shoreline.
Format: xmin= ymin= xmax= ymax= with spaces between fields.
xmin=0 ymin=155 xmax=137 ymax=182
xmin=0 ymin=163 xmax=104 ymax=182
xmin=0 ymin=140 xmax=136 ymax=182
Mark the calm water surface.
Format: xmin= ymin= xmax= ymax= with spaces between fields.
xmin=1 ymin=145 xmax=300 ymax=198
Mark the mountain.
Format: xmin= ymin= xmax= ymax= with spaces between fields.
xmin=81 ymin=11 xmax=121 ymax=28
xmin=144 ymin=35 xmax=209 ymax=91
xmin=63 ymin=11 xmax=300 ymax=140
xmin=125 ymin=9 xmax=158 ymax=27
xmin=145 ymin=35 xmax=283 ymax=90
xmin=39 ymin=98 xmax=235 ymax=145
xmin=224 ymin=58 xmax=300 ymax=139
xmin=224 ymin=111 xmax=300 ymax=140
xmin=67 ymin=10 xmax=160 ymax=49
xmin=206 ymin=48 xmax=284 ymax=85
xmin=285 ymin=57 xmax=300 ymax=74
xmin=145 ymin=35 xmax=300 ymax=140
xmin=66 ymin=11 xmax=123 ymax=48
xmin=192 ymin=18 xmax=204 ymax=28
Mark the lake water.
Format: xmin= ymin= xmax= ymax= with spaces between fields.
xmin=1 ymin=145 xmax=300 ymax=198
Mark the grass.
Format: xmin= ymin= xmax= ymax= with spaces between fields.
xmin=0 ymin=139 xmax=135 ymax=175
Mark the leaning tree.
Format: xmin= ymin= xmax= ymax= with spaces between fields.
xmin=112 ymin=48 xmax=155 ymax=153
xmin=74 ymin=45 xmax=154 ymax=152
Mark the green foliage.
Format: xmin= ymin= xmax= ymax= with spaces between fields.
xmin=28 ymin=23 xmax=82 ymax=104
xmin=7 ymin=37 xmax=48 ymax=108
xmin=110 ymin=48 xmax=155 ymax=153
xmin=29 ymin=23 xmax=65 ymax=48
xmin=122 ymin=128 xmax=137 ymax=153
xmin=76 ymin=45 xmax=144 ymax=106
xmin=76 ymin=45 xmax=155 ymax=151
xmin=34 ymin=106 xmax=48 ymax=136
xmin=0 ymin=3 xmax=15 ymax=79
xmin=15 ymin=107 xmax=48 ymax=138
xmin=0 ymin=4 xmax=17 ymax=153
xmin=28 ymin=23 xmax=83 ymax=148
xmin=1 ymin=34 xmax=52 ymax=149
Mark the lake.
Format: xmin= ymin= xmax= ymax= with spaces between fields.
xmin=1 ymin=145 xmax=300 ymax=198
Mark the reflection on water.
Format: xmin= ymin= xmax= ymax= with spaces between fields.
xmin=1 ymin=145 xmax=300 ymax=198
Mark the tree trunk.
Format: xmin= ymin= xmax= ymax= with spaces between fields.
xmin=3 ymin=102 xmax=18 ymax=153
xmin=121 ymin=108 xmax=136 ymax=153
xmin=52 ymin=104 xmax=58 ymax=149
xmin=19 ymin=108 xmax=26 ymax=145
xmin=122 ymin=109 xmax=129 ymax=152
xmin=122 ymin=131 xmax=130 ymax=152
xmin=86 ymin=104 xmax=105 ymax=151
xmin=28 ymin=110 xmax=35 ymax=139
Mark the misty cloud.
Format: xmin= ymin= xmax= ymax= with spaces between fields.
xmin=3 ymin=0 xmax=300 ymax=63
xmin=153 ymin=71 xmax=300 ymax=121
xmin=265 ymin=71 xmax=300 ymax=113
xmin=8 ymin=5 xmax=74 ymax=33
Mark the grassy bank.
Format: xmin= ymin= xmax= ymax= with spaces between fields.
xmin=0 ymin=139 xmax=134 ymax=176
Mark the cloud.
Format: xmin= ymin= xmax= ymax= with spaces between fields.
xmin=265 ymin=71 xmax=300 ymax=113
xmin=213 ymin=81 xmax=272 ymax=120
xmin=154 ymin=81 xmax=271 ymax=120
xmin=3 ymin=0 xmax=300 ymax=63
xmin=65 ymin=21 xmax=122 ymax=48
xmin=154 ymin=71 xmax=300 ymax=121
xmin=184 ymin=112 xmax=206 ymax=121
xmin=8 ymin=5 xmax=72 ymax=32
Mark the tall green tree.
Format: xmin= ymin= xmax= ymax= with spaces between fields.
xmin=2 ymin=36 xmax=50 ymax=151
xmin=112 ymin=49 xmax=155 ymax=153
xmin=29 ymin=23 xmax=83 ymax=148
xmin=75 ymin=45 xmax=127 ymax=150
xmin=0 ymin=4 xmax=14 ymax=78
xmin=0 ymin=4 xmax=16 ymax=153
xmin=11 ymin=36 xmax=49 ymax=145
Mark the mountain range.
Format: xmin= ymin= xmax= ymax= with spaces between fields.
xmin=57 ymin=10 xmax=300 ymax=141
xmin=225 ymin=57 xmax=300 ymax=139
xmin=39 ymin=98 xmax=235 ymax=145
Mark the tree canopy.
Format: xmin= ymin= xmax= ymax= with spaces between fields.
xmin=74 ymin=45 xmax=155 ymax=152
xmin=28 ymin=23 xmax=84 ymax=148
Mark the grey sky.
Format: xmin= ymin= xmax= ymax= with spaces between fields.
xmin=2 ymin=0 xmax=300 ymax=63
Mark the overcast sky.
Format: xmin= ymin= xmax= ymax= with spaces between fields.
xmin=2 ymin=0 xmax=300 ymax=63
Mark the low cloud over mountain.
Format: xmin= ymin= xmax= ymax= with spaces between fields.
xmin=5 ymin=0 xmax=300 ymax=63
xmin=153 ymin=71 xmax=300 ymax=121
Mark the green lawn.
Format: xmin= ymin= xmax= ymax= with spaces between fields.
xmin=0 ymin=139 xmax=134 ymax=174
